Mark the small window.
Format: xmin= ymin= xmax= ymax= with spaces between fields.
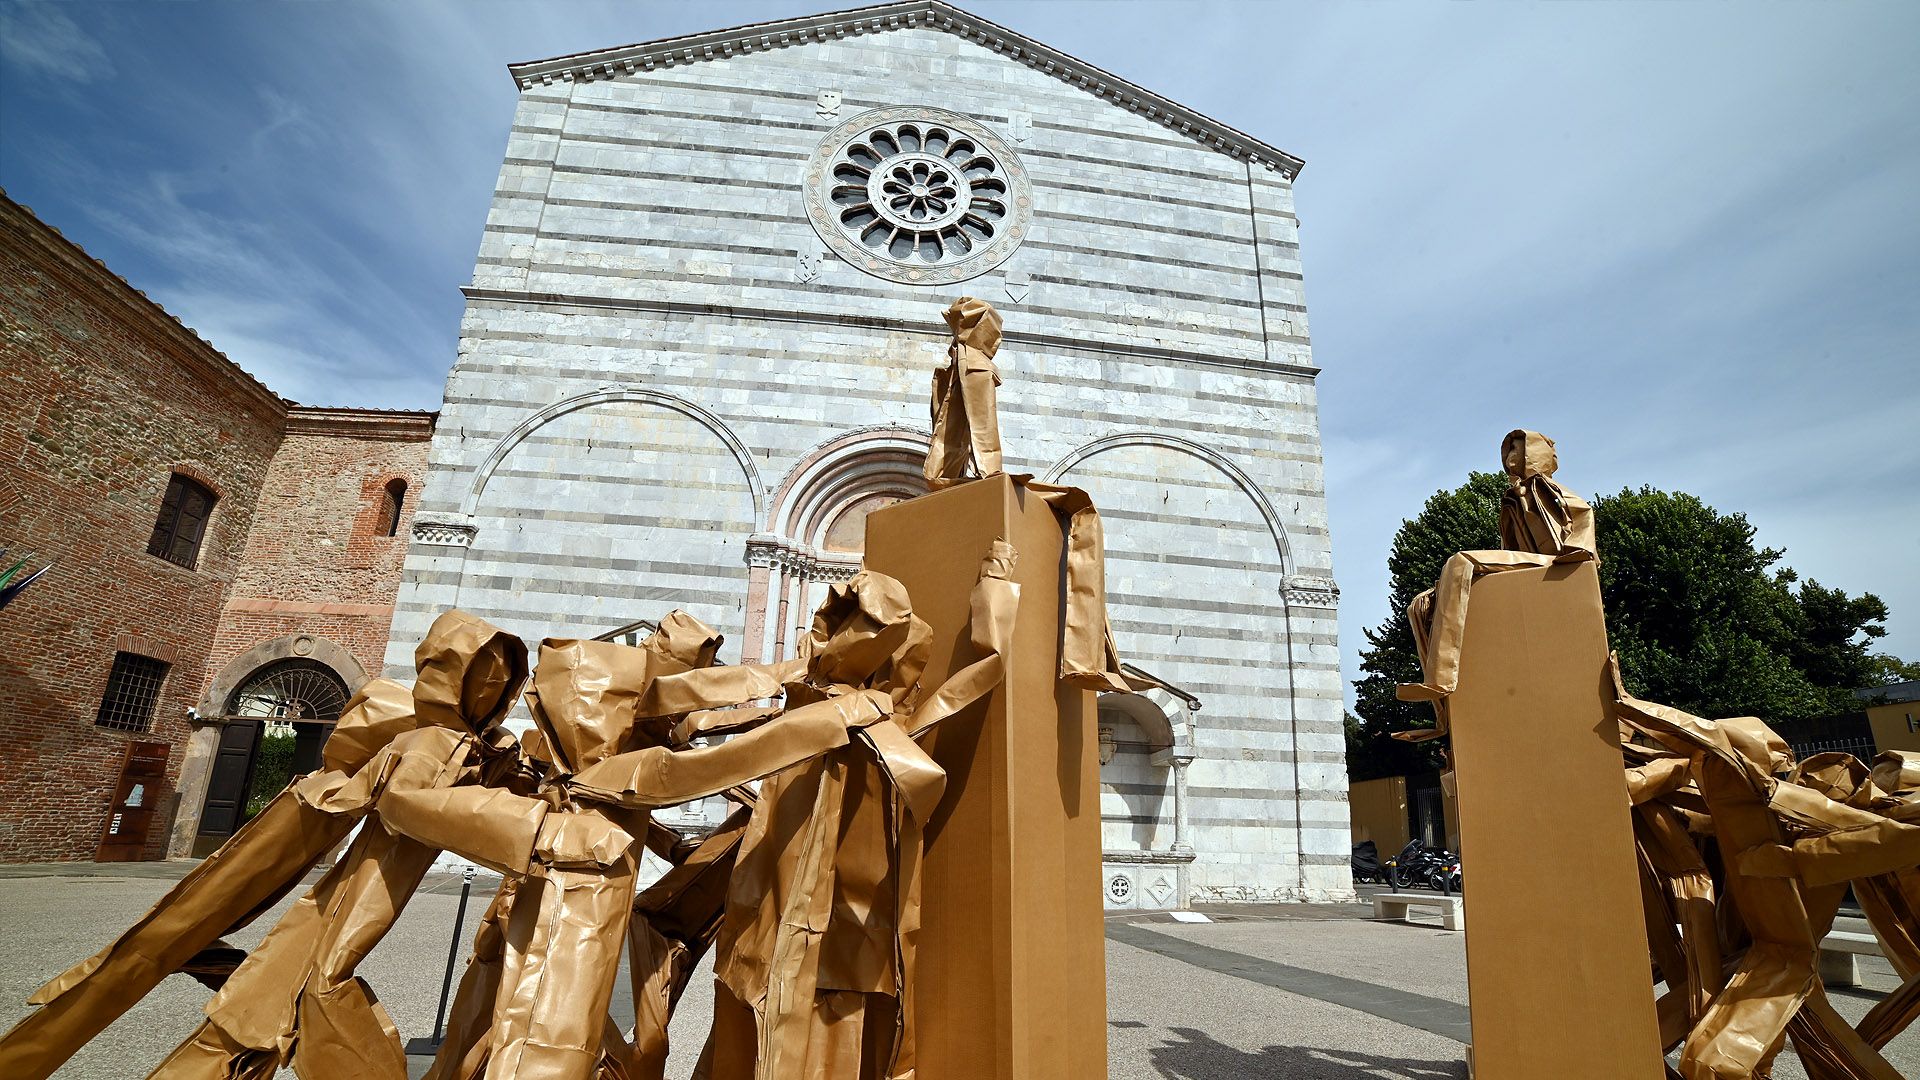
xmin=96 ymin=652 xmax=170 ymax=733
xmin=147 ymin=473 xmax=216 ymax=569
xmin=376 ymin=478 xmax=407 ymax=538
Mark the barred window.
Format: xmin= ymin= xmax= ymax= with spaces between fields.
xmin=96 ymin=652 xmax=170 ymax=733
xmin=147 ymin=473 xmax=216 ymax=569
xmin=375 ymin=478 xmax=407 ymax=538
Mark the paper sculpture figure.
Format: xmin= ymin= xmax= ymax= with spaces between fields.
xmin=0 ymin=297 xmax=1126 ymax=1080
xmin=1398 ymin=429 xmax=1919 ymax=1080
xmin=924 ymin=295 xmax=1004 ymax=487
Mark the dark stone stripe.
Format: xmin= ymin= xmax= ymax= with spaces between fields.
xmin=554 ymin=131 xmax=809 ymax=160
xmin=1103 ymin=923 xmax=1471 ymax=1044
xmin=561 ymin=102 xmax=820 ymax=133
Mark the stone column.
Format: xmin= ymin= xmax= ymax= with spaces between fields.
xmin=1170 ymin=750 xmax=1194 ymax=853
xmin=165 ymin=718 xmax=224 ymax=856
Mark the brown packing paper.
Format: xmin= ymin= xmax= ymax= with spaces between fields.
xmin=924 ymin=296 xmax=1004 ymax=487
xmin=5 ymin=295 xmax=1143 ymax=1080
xmin=863 ymin=472 xmax=1108 ymax=1080
xmin=1400 ymin=429 xmax=1919 ymax=1080
xmin=1434 ymin=559 xmax=1665 ymax=1079
xmin=0 ymin=676 xmax=424 ymax=1080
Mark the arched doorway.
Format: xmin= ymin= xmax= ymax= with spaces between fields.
xmin=748 ymin=427 xmax=929 ymax=664
xmin=229 ymin=658 xmax=350 ymax=816
xmin=191 ymin=649 xmax=357 ymax=855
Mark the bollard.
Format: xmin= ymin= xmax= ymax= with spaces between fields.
xmin=412 ymin=863 xmax=475 ymax=1053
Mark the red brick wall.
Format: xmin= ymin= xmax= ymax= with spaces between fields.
xmin=0 ymin=197 xmax=286 ymax=862
xmin=201 ymin=421 xmax=431 ymax=704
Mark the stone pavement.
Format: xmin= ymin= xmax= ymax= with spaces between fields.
xmin=0 ymin=864 xmax=1911 ymax=1079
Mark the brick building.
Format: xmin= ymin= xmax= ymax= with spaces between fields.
xmin=0 ymin=191 xmax=433 ymax=862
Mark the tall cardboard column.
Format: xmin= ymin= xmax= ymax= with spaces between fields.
xmin=864 ymin=473 xmax=1107 ymax=1080
xmin=1446 ymin=560 xmax=1662 ymax=1079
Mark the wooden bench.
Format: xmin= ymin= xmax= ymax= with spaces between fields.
xmin=1820 ymin=930 xmax=1885 ymax=988
xmin=1372 ymin=891 xmax=1464 ymax=931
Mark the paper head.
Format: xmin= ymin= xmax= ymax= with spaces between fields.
xmin=413 ymin=609 xmax=529 ymax=735
xmin=643 ymin=610 xmax=725 ymax=674
xmin=803 ymin=571 xmax=930 ymax=692
xmin=1501 ymin=430 xmax=1560 ymax=482
xmin=943 ymin=296 xmax=1003 ymax=359
xmin=321 ymin=678 xmax=418 ymax=774
xmin=529 ymin=638 xmax=651 ymax=773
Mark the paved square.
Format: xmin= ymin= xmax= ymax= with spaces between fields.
xmin=1 ymin=866 xmax=1910 ymax=1078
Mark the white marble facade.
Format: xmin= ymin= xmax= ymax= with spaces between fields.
xmin=387 ymin=2 xmax=1351 ymax=904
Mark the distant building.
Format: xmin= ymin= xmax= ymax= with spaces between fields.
xmin=0 ymin=191 xmax=433 ymax=862
xmin=385 ymin=1 xmax=1349 ymax=905
xmin=1859 ymin=680 xmax=1920 ymax=756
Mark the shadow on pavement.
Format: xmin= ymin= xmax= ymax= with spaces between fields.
xmin=1143 ymin=1026 xmax=1467 ymax=1080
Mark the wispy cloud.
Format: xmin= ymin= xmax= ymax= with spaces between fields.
xmin=0 ymin=0 xmax=1913 ymax=689
xmin=0 ymin=3 xmax=114 ymax=83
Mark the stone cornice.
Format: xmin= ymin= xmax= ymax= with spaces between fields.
xmin=460 ymin=286 xmax=1320 ymax=381
xmin=506 ymin=1 xmax=1305 ymax=179
xmin=285 ymin=406 xmax=438 ymax=442
xmin=1102 ymin=849 xmax=1197 ymax=865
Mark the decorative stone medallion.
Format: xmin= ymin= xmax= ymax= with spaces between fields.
xmin=1105 ymin=872 xmax=1136 ymax=907
xmin=805 ymin=106 xmax=1032 ymax=286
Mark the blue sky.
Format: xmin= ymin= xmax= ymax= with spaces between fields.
xmin=3 ymin=0 xmax=1916 ymax=698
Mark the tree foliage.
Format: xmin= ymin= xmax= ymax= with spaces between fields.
xmin=1349 ymin=477 xmax=1902 ymax=780
xmin=1349 ymin=472 xmax=1504 ymax=779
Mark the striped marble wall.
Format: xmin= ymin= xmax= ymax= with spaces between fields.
xmin=388 ymin=21 xmax=1348 ymax=902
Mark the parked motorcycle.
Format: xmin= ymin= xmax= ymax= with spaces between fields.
xmin=1386 ymin=839 xmax=1462 ymax=891
xmin=1350 ymin=840 xmax=1387 ymax=885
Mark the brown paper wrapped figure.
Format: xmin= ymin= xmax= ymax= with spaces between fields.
xmin=924 ymin=296 xmax=1004 ymax=487
xmin=1395 ymin=430 xmax=1919 ymax=1080
xmin=2 ymin=297 xmax=1141 ymax=1080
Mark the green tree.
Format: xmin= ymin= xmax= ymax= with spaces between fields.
xmin=1865 ymin=654 xmax=1920 ymax=687
xmin=1349 ymin=472 xmax=1504 ymax=779
xmin=1349 ymin=480 xmax=1902 ymax=778
xmin=1592 ymin=487 xmax=1889 ymax=720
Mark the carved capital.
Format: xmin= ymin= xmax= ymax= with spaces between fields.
xmin=412 ymin=520 xmax=477 ymax=548
xmin=1282 ymin=575 xmax=1340 ymax=608
xmin=745 ymin=535 xmax=860 ymax=583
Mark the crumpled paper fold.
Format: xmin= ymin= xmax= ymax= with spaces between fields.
xmin=1 ymin=296 xmax=1137 ymax=1080
xmin=1397 ymin=429 xmax=1917 ymax=1080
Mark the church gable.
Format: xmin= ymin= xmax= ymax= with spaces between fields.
xmin=507 ymin=0 xmax=1303 ymax=178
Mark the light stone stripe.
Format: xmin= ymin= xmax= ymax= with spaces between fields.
xmin=454 ymin=291 xmax=1318 ymax=377
xmin=443 ymin=391 xmax=1311 ymax=448
xmin=447 ymin=349 xmax=1319 ymax=414
xmin=444 ymin=349 xmax=1326 ymax=423
xmin=493 ymin=261 xmax=1278 ymax=343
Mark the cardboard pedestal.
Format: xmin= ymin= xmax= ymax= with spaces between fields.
xmin=1447 ymin=560 xmax=1662 ymax=1079
xmin=864 ymin=474 xmax=1107 ymax=1080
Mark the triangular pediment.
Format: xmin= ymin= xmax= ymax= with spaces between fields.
xmin=507 ymin=0 xmax=1303 ymax=177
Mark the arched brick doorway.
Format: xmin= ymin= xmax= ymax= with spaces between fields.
xmin=179 ymin=635 xmax=364 ymax=855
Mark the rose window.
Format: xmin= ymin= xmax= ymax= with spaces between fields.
xmin=806 ymin=107 xmax=1032 ymax=285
